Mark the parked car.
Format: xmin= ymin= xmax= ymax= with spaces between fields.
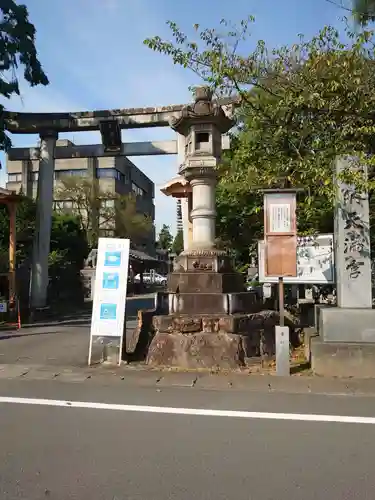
xmin=134 ymin=272 xmax=167 ymax=285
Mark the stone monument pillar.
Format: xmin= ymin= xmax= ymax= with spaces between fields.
xmin=147 ymin=87 xmax=261 ymax=369
xmin=334 ymin=156 xmax=372 ymax=309
xmin=30 ymin=130 xmax=57 ymax=309
xmin=311 ymin=156 xmax=375 ymax=377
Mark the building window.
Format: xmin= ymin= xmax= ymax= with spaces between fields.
xmin=55 ymin=169 xmax=87 ymax=179
xmin=97 ymin=168 xmax=127 ymax=183
xmin=131 ymin=182 xmax=144 ymax=197
xmin=97 ymin=168 xmax=116 ymax=179
xmin=54 ymin=200 xmax=73 ymax=210
xmin=102 ymin=199 xmax=115 ymax=208
xmin=117 ymin=171 xmax=126 ymax=183
xmin=53 ymin=201 xmax=63 ymax=210
xmin=8 ymin=173 xmax=22 ymax=182
xmin=26 ymin=172 xmax=39 ymax=182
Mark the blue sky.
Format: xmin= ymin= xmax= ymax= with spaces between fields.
xmin=0 ymin=0 xmax=345 ymax=235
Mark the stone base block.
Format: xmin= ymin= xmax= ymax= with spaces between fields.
xmin=148 ymin=311 xmax=297 ymax=368
xmin=320 ymin=307 xmax=375 ymax=342
xmin=153 ymin=313 xmax=264 ymax=335
xmin=314 ymin=303 xmax=334 ymax=332
xmin=311 ymin=336 xmax=375 ymax=378
xmin=176 ymin=292 xmax=228 ymax=314
xmin=146 ymin=332 xmax=245 ymax=369
xmin=168 ymin=272 xmax=244 ymax=294
xmin=175 ymin=250 xmax=232 ymax=273
xmin=170 ymin=291 xmax=260 ymax=315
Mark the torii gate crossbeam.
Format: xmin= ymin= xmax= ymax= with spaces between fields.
xmin=4 ymin=97 xmax=236 ymax=311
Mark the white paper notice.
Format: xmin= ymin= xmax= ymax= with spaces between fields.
xmin=270 ymin=203 xmax=291 ymax=233
xmin=90 ymin=238 xmax=130 ymax=338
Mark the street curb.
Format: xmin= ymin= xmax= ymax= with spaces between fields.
xmin=2 ymin=363 xmax=375 ymax=397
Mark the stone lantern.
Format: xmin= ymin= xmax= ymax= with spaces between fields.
xmin=147 ymin=87 xmax=261 ymax=369
xmin=170 ymin=86 xmax=231 ymax=255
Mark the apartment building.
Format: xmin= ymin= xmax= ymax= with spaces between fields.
xmin=6 ymin=139 xmax=156 ymax=254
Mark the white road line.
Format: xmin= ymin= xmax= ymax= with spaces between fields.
xmin=0 ymin=396 xmax=374 ymax=424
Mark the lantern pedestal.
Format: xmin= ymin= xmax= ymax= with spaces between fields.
xmin=148 ymin=249 xmax=261 ymax=369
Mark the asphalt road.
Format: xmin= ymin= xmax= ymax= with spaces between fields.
xmin=1 ymin=379 xmax=375 ymax=499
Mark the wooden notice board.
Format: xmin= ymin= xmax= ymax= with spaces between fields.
xmin=263 ymin=191 xmax=297 ymax=278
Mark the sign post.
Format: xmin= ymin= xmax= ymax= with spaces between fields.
xmin=88 ymin=238 xmax=130 ymax=366
xmin=278 ymin=277 xmax=285 ymax=327
xmin=263 ymin=189 xmax=298 ymax=376
xmin=275 ymin=326 xmax=290 ymax=376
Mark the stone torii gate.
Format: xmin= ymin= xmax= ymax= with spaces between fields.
xmin=4 ymin=92 xmax=234 ymax=309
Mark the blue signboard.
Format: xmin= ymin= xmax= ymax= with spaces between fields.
xmin=104 ymin=251 xmax=121 ymax=267
xmin=99 ymin=303 xmax=117 ymax=320
xmin=102 ymin=272 xmax=119 ymax=290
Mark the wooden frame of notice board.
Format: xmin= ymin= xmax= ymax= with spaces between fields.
xmin=263 ymin=190 xmax=298 ymax=278
xmin=263 ymin=189 xmax=301 ymax=327
xmin=258 ymin=234 xmax=335 ymax=285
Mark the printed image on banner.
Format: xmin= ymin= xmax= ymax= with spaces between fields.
xmin=100 ymin=303 xmax=117 ymax=320
xmin=104 ymin=251 xmax=121 ymax=267
xmin=102 ymin=272 xmax=119 ymax=290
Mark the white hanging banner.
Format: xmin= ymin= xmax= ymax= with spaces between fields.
xmin=89 ymin=238 xmax=130 ymax=353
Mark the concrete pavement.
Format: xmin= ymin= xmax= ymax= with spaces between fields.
xmin=0 ymin=294 xmax=154 ymax=366
xmin=3 ymin=292 xmax=375 ymax=398
xmin=3 ymin=362 xmax=375 ymax=397
xmin=1 ymin=379 xmax=375 ymax=499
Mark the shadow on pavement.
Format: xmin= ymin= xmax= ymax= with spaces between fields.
xmin=11 ymin=295 xmax=154 ymax=330
xmin=0 ymin=330 xmax=65 ymax=341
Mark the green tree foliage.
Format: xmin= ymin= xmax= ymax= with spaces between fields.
xmin=115 ymin=193 xmax=153 ymax=245
xmin=0 ymin=0 xmax=48 ymax=150
xmin=55 ymin=177 xmax=152 ymax=248
xmin=352 ymin=0 xmax=375 ymax=24
xmin=171 ymin=229 xmax=184 ymax=255
xmin=0 ymin=195 xmax=87 ymax=266
xmin=48 ymin=213 xmax=89 ymax=304
xmin=157 ymin=224 xmax=174 ymax=251
xmin=325 ymin=1 xmax=375 ymax=25
xmin=145 ymin=19 xmax=375 ymax=262
xmin=0 ymin=194 xmax=36 ymax=269
xmin=0 ymin=195 xmax=88 ymax=303
xmin=0 ymin=195 xmax=87 ymax=271
xmin=49 ymin=213 xmax=88 ymax=269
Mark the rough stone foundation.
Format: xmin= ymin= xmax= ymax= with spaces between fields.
xmin=143 ymin=311 xmax=296 ymax=369
xmin=146 ymin=332 xmax=245 ymax=369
